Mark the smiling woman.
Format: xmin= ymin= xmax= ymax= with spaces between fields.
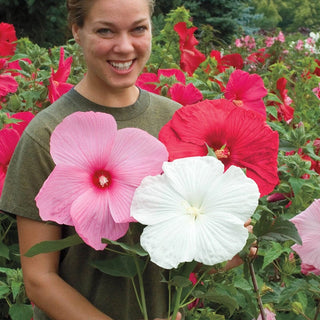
xmin=0 ymin=0 xmax=181 ymax=319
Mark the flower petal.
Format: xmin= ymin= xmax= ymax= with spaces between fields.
xmin=50 ymin=112 xmax=117 ymax=169
xmin=291 ymin=199 xmax=320 ymax=270
xmin=70 ymin=188 xmax=129 ymax=250
xmin=35 ymin=165 xmax=90 ymax=225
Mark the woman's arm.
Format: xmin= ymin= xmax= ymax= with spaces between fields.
xmin=17 ymin=216 xmax=113 ymax=320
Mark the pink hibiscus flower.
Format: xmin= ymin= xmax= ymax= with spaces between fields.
xmin=0 ymin=23 xmax=17 ymax=57
xmin=35 ymin=111 xmax=168 ymax=250
xmin=174 ymin=22 xmax=206 ymax=76
xmin=301 ymin=263 xmax=320 ymax=276
xmin=224 ymin=70 xmax=268 ymax=118
xmin=0 ymin=111 xmax=34 ymax=195
xmin=291 ymin=199 xmax=320 ymax=271
xmin=254 ymin=307 xmax=277 ymax=320
xmin=47 ymin=47 xmax=74 ymax=103
xmin=159 ymin=99 xmax=279 ymax=197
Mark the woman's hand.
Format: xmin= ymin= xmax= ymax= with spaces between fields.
xmin=154 ymin=312 xmax=182 ymax=320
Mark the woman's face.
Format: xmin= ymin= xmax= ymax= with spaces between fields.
xmin=72 ymin=0 xmax=152 ymax=93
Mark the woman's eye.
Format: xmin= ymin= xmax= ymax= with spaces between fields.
xmin=97 ymin=28 xmax=113 ymax=36
xmin=133 ymin=26 xmax=147 ymax=34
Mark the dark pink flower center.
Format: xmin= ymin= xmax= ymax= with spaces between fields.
xmin=92 ymin=170 xmax=112 ymax=189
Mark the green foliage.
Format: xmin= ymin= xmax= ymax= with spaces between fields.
xmin=0 ymin=0 xmax=69 ymax=47
xmin=252 ymin=0 xmax=282 ymax=30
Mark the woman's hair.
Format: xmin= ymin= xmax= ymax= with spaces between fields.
xmin=66 ymin=0 xmax=155 ymax=28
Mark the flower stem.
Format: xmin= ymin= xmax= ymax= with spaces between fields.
xmin=171 ymin=287 xmax=183 ymax=320
xmin=249 ymin=259 xmax=266 ymax=320
xmin=314 ymin=299 xmax=320 ymax=320
xmin=133 ymin=254 xmax=148 ymax=320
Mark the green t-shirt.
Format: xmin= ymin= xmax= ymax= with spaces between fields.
xmin=0 ymin=88 xmax=181 ymax=320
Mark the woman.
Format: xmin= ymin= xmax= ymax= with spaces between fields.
xmin=0 ymin=0 xmax=181 ymax=319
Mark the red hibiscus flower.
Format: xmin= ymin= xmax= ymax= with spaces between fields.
xmin=224 ymin=70 xmax=268 ymax=118
xmin=268 ymin=77 xmax=294 ymax=123
xmin=0 ymin=23 xmax=17 ymax=57
xmin=0 ymin=74 xmax=18 ymax=98
xmin=136 ymin=68 xmax=186 ymax=95
xmin=168 ymin=82 xmax=203 ymax=105
xmin=313 ymin=59 xmax=320 ymax=76
xmin=159 ymin=99 xmax=279 ymax=197
xmin=47 ymin=47 xmax=74 ymax=103
xmin=246 ymin=48 xmax=270 ymax=65
xmin=0 ymin=111 xmax=34 ymax=195
xmin=174 ymin=22 xmax=206 ymax=76
xmin=210 ymin=50 xmax=244 ymax=73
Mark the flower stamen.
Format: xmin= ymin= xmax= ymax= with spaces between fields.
xmin=92 ymin=170 xmax=111 ymax=189
xmin=214 ymin=145 xmax=231 ymax=160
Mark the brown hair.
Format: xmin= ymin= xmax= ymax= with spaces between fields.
xmin=66 ymin=0 xmax=155 ymax=28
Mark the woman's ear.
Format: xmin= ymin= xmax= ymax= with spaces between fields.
xmin=72 ymin=24 xmax=81 ymax=44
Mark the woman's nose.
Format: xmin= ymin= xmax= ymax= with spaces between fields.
xmin=113 ymin=33 xmax=134 ymax=53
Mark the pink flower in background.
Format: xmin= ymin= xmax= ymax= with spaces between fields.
xmin=36 ymin=111 xmax=168 ymax=250
xmin=168 ymin=82 xmax=203 ymax=105
xmin=174 ymin=22 xmax=206 ymax=76
xmin=276 ymin=31 xmax=285 ymax=43
xmin=0 ymin=111 xmax=34 ymax=195
xmin=313 ymin=83 xmax=320 ymax=100
xmin=47 ymin=47 xmax=74 ymax=103
xmin=295 ymin=40 xmax=304 ymax=50
xmin=224 ymin=70 xmax=268 ymax=118
xmin=291 ymin=199 xmax=320 ymax=271
xmin=254 ymin=307 xmax=277 ymax=320
xmin=301 ymin=263 xmax=320 ymax=276
xmin=265 ymin=37 xmax=275 ymax=47
xmin=0 ymin=22 xmax=17 ymax=57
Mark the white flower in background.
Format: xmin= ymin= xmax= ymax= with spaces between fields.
xmin=131 ymin=156 xmax=260 ymax=269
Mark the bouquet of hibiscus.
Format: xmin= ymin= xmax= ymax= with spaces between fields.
xmin=25 ymin=93 xmax=293 ymax=320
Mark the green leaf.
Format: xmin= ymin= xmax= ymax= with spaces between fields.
xmin=0 ymin=242 xmax=10 ymax=259
xmin=206 ymin=144 xmax=217 ymax=158
xmin=101 ymin=238 xmax=148 ymax=257
xmin=254 ymin=213 xmax=302 ymax=244
xmin=0 ymin=283 xmax=10 ymax=298
xmin=11 ymin=281 xmax=22 ymax=300
xmin=171 ymin=275 xmax=192 ymax=288
xmin=261 ymin=242 xmax=290 ymax=270
xmin=25 ymin=234 xmax=83 ymax=257
xmin=9 ymin=303 xmax=33 ymax=320
xmin=91 ymin=255 xmax=145 ymax=278
xmin=288 ymin=177 xmax=306 ymax=196
xmin=278 ymin=139 xmax=296 ymax=152
xmin=199 ymin=288 xmax=239 ymax=316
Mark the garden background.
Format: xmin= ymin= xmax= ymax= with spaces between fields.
xmin=1 ymin=0 xmax=320 ymax=319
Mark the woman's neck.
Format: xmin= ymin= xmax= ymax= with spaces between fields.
xmin=74 ymin=77 xmax=140 ymax=108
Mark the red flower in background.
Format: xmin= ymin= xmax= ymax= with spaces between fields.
xmin=0 ymin=111 xmax=34 ymax=195
xmin=0 ymin=23 xmax=17 ymax=57
xmin=210 ymin=50 xmax=244 ymax=73
xmin=47 ymin=47 xmax=73 ymax=103
xmin=174 ymin=22 xmax=206 ymax=76
xmin=159 ymin=99 xmax=279 ymax=197
xmin=313 ymin=59 xmax=320 ymax=76
xmin=247 ymin=48 xmax=270 ymax=65
xmin=169 ymin=82 xmax=203 ymax=105
xmin=268 ymin=77 xmax=294 ymax=123
xmin=136 ymin=68 xmax=186 ymax=95
xmin=224 ymin=70 xmax=268 ymax=118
